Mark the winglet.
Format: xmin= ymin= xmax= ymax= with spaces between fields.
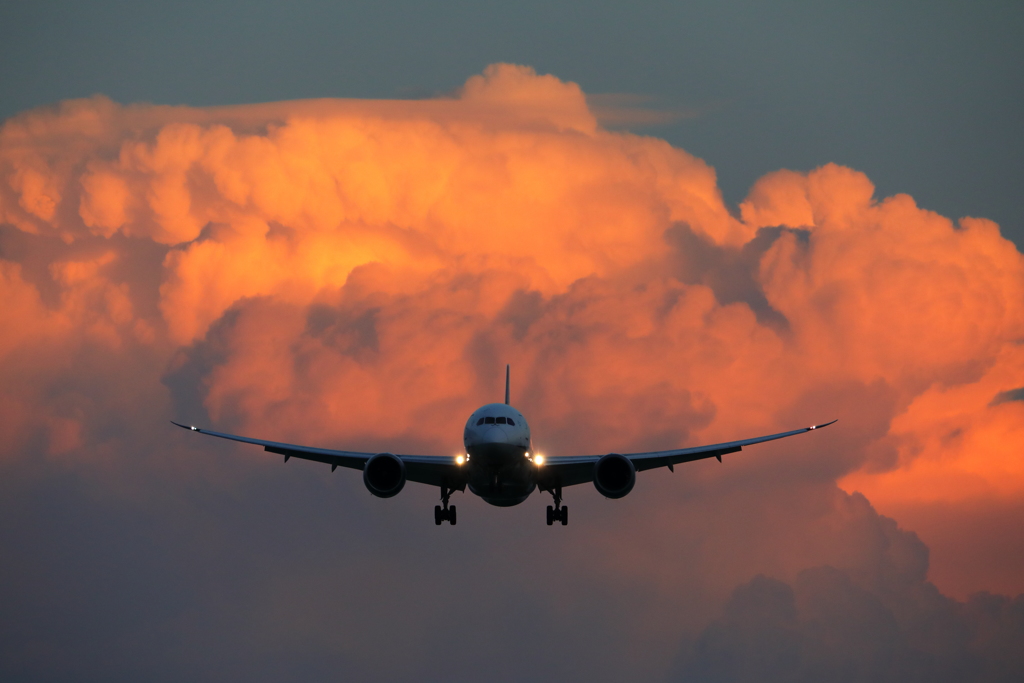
xmin=504 ymin=364 xmax=510 ymax=405
xmin=171 ymin=420 xmax=200 ymax=432
xmin=809 ymin=419 xmax=838 ymax=431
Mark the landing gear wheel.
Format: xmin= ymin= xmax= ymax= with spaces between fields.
xmin=436 ymin=484 xmax=458 ymax=526
xmin=546 ymin=485 xmax=567 ymax=526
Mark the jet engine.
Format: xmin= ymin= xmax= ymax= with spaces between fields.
xmin=593 ymin=453 xmax=636 ymax=499
xmin=363 ymin=453 xmax=406 ymax=498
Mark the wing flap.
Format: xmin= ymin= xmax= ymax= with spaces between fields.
xmin=631 ymin=445 xmax=742 ymax=472
xmin=262 ymin=444 xmax=361 ymax=470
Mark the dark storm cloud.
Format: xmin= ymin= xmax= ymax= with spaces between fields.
xmin=8 ymin=446 xmax=1023 ymax=682
xmin=676 ymin=569 xmax=1024 ymax=682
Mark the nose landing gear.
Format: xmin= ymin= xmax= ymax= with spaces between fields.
xmin=435 ymin=485 xmax=457 ymax=525
xmin=546 ymin=485 xmax=568 ymax=526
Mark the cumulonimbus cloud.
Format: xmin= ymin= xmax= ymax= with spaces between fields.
xmin=1 ymin=64 xmax=1023 ymax=604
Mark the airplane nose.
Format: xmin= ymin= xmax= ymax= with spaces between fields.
xmin=482 ymin=427 xmax=508 ymax=444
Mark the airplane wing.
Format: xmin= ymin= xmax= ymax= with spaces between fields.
xmin=170 ymin=421 xmax=464 ymax=488
xmin=537 ymin=420 xmax=838 ymax=489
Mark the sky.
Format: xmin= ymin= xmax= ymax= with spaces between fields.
xmin=1 ymin=2 xmax=1023 ymax=681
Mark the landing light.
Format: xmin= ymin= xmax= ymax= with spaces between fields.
xmin=534 ymin=455 xmax=545 ymax=466
xmin=455 ymin=455 xmax=465 ymax=465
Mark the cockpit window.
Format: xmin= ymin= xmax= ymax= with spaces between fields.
xmin=496 ymin=417 xmax=507 ymax=424
xmin=476 ymin=418 xmax=485 ymax=426
xmin=507 ymin=418 xmax=515 ymax=426
xmin=485 ymin=416 xmax=495 ymax=424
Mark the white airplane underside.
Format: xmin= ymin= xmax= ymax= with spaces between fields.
xmin=173 ymin=366 xmax=835 ymax=525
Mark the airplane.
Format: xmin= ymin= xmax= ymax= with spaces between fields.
xmin=173 ymin=365 xmax=835 ymax=525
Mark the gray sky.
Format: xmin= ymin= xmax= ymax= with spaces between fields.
xmin=2 ymin=0 xmax=1022 ymax=245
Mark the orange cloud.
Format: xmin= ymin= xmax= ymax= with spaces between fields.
xmin=840 ymin=344 xmax=1024 ymax=504
xmin=1 ymin=64 xmax=1023 ymax=599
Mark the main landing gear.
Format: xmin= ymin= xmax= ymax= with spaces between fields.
xmin=546 ymin=485 xmax=568 ymax=526
xmin=435 ymin=484 xmax=456 ymax=526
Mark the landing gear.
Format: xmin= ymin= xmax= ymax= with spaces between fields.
xmin=546 ymin=486 xmax=568 ymax=526
xmin=546 ymin=506 xmax=568 ymax=525
xmin=434 ymin=505 xmax=457 ymax=525
xmin=435 ymin=485 xmax=457 ymax=525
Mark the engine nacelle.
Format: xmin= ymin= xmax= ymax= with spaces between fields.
xmin=363 ymin=453 xmax=406 ymax=498
xmin=593 ymin=453 xmax=636 ymax=499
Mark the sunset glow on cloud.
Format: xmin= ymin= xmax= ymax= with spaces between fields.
xmin=2 ymin=61 xmax=1023 ymax=618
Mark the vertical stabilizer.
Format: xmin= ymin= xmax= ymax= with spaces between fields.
xmin=505 ymin=364 xmax=510 ymax=405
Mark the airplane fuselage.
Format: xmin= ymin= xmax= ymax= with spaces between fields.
xmin=463 ymin=402 xmax=536 ymax=506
